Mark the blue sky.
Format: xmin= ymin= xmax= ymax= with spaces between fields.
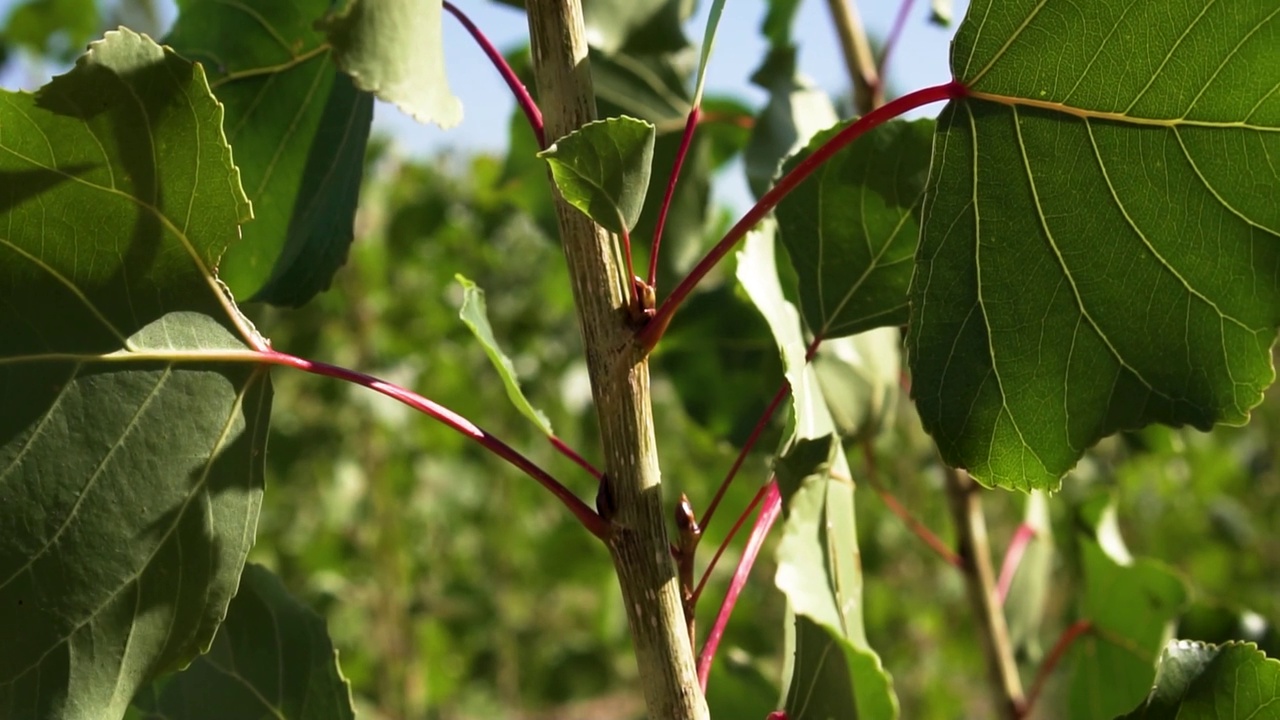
xmin=1 ymin=0 xmax=968 ymax=206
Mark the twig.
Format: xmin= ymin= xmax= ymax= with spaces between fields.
xmin=879 ymin=0 xmax=917 ymax=81
xmin=944 ymin=466 xmax=1025 ymax=719
xmin=443 ymin=0 xmax=545 ymax=147
xmin=1022 ymin=620 xmax=1093 ymax=718
xmin=262 ymin=350 xmax=607 ymax=539
xmin=649 ymin=106 xmax=701 ymax=290
xmin=549 ymin=434 xmax=603 ymax=480
xmin=697 ymin=382 xmax=789 ymax=537
xmin=823 ymin=0 xmax=882 ymax=112
xmin=857 ymin=439 xmax=961 ymax=568
xmin=692 ymin=481 xmax=771 ymax=605
xmin=696 ymin=481 xmax=782 ymax=688
xmin=637 ymin=81 xmax=962 ymax=352
xmin=996 ymin=523 xmax=1038 ymax=605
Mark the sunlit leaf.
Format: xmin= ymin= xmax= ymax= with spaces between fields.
xmin=167 ymin=0 xmax=374 ymax=306
xmin=777 ymin=119 xmax=932 ymax=338
xmin=456 ymin=274 xmax=553 ymax=435
xmin=321 ymin=0 xmax=462 ymax=128
xmin=131 ymin=564 xmax=355 ymax=720
xmin=1117 ymin=640 xmax=1280 ymax=720
xmin=0 ymin=29 xmax=270 ymax=719
xmin=539 ymin=116 xmax=657 ymax=236
xmin=909 ymin=0 xmax=1280 ymax=491
xmin=736 ymin=224 xmax=898 ymax=718
xmin=811 ymin=329 xmax=900 ymax=441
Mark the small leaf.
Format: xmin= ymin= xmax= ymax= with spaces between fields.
xmin=167 ymin=0 xmax=374 ymax=306
xmin=321 ymin=0 xmax=462 ymax=128
xmin=1117 ymin=641 xmax=1280 ymax=720
xmin=777 ymin=118 xmax=933 ymax=338
xmin=132 ymin=564 xmax=356 ymax=720
xmin=0 ymin=29 xmax=270 ymax=719
xmin=538 ymin=116 xmax=657 ymax=236
xmin=690 ymin=0 xmax=726 ymax=106
xmin=929 ymin=0 xmax=951 ymax=26
xmin=456 ymin=274 xmax=553 ymax=435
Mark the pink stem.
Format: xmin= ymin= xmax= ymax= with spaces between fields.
xmin=697 ymin=481 xmax=782 ymax=689
xmin=549 ymin=435 xmax=602 ymax=480
xmin=261 ymin=350 xmax=607 ymax=539
xmin=698 ymin=382 xmax=789 ymax=537
xmin=996 ymin=523 xmax=1038 ymax=605
xmin=637 ymin=82 xmax=963 ymax=351
xmin=878 ymin=0 xmax=917 ymax=78
xmin=693 ymin=481 xmax=769 ymax=605
xmin=442 ymin=0 xmax=546 ymax=148
xmin=1021 ymin=620 xmax=1093 ymax=718
xmin=648 ymin=105 xmax=702 ymax=290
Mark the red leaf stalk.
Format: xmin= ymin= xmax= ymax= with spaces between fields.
xmin=443 ymin=1 xmax=546 ymax=147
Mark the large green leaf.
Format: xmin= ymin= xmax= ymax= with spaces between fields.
xmin=321 ymin=0 xmax=462 ymax=128
xmin=777 ymin=119 xmax=933 ymax=338
xmin=167 ymin=0 xmax=374 ymax=306
xmin=539 ymin=116 xmax=657 ymax=237
xmin=909 ymin=0 xmax=1280 ymax=491
xmin=1067 ymin=507 xmax=1188 ymax=720
xmin=736 ymin=224 xmax=898 ymax=718
xmin=1117 ymin=641 xmax=1280 ymax=720
xmin=0 ymin=29 xmax=270 ymax=719
xmin=131 ymin=564 xmax=355 ymax=720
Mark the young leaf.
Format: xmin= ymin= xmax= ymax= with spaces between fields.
xmin=538 ymin=116 xmax=657 ymax=236
xmin=131 ymin=564 xmax=356 ymax=720
xmin=909 ymin=0 xmax=1280 ymax=491
xmin=166 ymin=0 xmax=374 ymax=307
xmin=0 ymin=29 xmax=271 ymax=719
xmin=321 ymin=0 xmax=462 ymax=128
xmin=456 ymin=274 xmax=554 ymax=435
xmin=1067 ymin=509 xmax=1188 ymax=720
xmin=776 ymin=119 xmax=933 ymax=338
xmin=1117 ymin=641 xmax=1280 ymax=719
xmin=736 ymin=224 xmax=899 ymax=718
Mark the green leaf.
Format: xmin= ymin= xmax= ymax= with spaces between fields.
xmin=736 ymin=224 xmax=898 ymax=719
xmin=131 ymin=564 xmax=355 ymax=720
xmin=909 ymin=0 xmax=1280 ymax=491
xmin=538 ymin=116 xmax=657 ymax=236
xmin=811 ymin=329 xmax=901 ymax=441
xmin=0 ymin=29 xmax=270 ymax=719
xmin=321 ymin=0 xmax=462 ymax=128
xmin=690 ymin=0 xmax=725 ymax=106
xmin=456 ymin=274 xmax=553 ymax=435
xmin=1117 ymin=641 xmax=1280 ymax=720
xmin=166 ymin=0 xmax=374 ymax=307
xmin=745 ymin=46 xmax=837 ymax=198
xmin=582 ymin=0 xmax=690 ymax=55
xmin=2 ymin=0 xmax=97 ymax=59
xmin=1067 ymin=508 xmax=1188 ymax=720
xmin=777 ymin=119 xmax=933 ymax=338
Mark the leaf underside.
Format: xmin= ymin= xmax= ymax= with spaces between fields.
xmin=910 ymin=0 xmax=1280 ymax=491
xmin=0 ymin=30 xmax=271 ymax=719
xmin=1118 ymin=640 xmax=1280 ymax=719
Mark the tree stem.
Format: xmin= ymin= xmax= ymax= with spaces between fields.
xmin=944 ymin=466 xmax=1025 ymax=719
xmin=823 ymin=0 xmax=881 ymax=112
xmin=523 ymin=0 xmax=708 ymax=716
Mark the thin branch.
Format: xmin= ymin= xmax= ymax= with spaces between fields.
xmin=698 ymin=382 xmax=789 ymax=537
xmin=692 ymin=480 xmax=770 ymax=605
xmin=878 ymin=0 xmax=917 ymax=80
xmin=696 ymin=481 xmax=782 ymax=689
xmin=1021 ymin=620 xmax=1093 ymax=718
xmin=648 ymin=106 xmax=701 ymax=290
xmin=823 ymin=0 xmax=882 ymax=112
xmin=443 ymin=0 xmax=546 ymax=147
xmin=858 ymin=439 xmax=961 ymax=568
xmin=637 ymin=81 xmax=963 ymax=351
xmin=549 ymin=434 xmax=603 ymax=480
xmin=262 ymin=350 xmax=607 ymax=539
xmin=944 ymin=466 xmax=1025 ymax=719
xmin=996 ymin=522 xmax=1038 ymax=605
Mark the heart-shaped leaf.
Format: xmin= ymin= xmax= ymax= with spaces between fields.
xmin=1117 ymin=640 xmax=1280 ymax=720
xmin=539 ymin=116 xmax=657 ymax=236
xmin=777 ymin=119 xmax=933 ymax=338
xmin=167 ymin=0 xmax=374 ymax=306
xmin=131 ymin=564 xmax=355 ymax=720
xmin=0 ymin=29 xmax=271 ymax=719
xmin=321 ymin=0 xmax=462 ymax=128
xmin=909 ymin=0 xmax=1280 ymax=491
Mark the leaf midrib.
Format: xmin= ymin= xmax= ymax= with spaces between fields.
xmin=966 ymin=91 xmax=1280 ymax=131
